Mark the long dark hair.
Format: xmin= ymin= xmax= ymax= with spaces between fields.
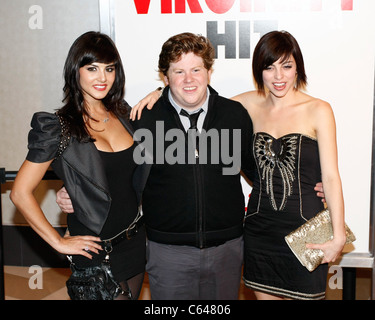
xmin=58 ymin=31 xmax=126 ymax=142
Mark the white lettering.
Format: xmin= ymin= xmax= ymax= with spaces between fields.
xmin=28 ymin=5 xmax=43 ymax=29
xmin=328 ymin=265 xmax=343 ymax=290
xmin=144 ymin=304 xmax=179 ymax=317
xmin=28 ymin=265 xmax=43 ymax=289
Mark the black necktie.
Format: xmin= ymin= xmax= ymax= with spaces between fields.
xmin=180 ymin=108 xmax=203 ymax=130
xmin=180 ymin=108 xmax=203 ymax=159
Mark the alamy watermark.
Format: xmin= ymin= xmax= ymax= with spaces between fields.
xmin=328 ymin=265 xmax=344 ymax=290
xmin=133 ymin=122 xmax=242 ymax=175
xmin=26 ymin=264 xmax=345 ymax=291
xmin=28 ymin=265 xmax=43 ymax=289
xmin=28 ymin=5 xmax=43 ymax=29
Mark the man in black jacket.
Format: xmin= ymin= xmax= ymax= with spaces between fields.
xmin=56 ymin=32 xmax=253 ymax=300
xmin=131 ymin=33 xmax=254 ymax=299
xmin=56 ymin=32 xmax=326 ymax=300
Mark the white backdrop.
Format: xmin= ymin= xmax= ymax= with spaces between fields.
xmin=114 ymin=0 xmax=375 ymax=255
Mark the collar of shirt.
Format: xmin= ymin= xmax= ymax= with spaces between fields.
xmin=168 ymin=88 xmax=209 ymax=132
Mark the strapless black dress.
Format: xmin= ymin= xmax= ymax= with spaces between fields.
xmin=243 ymin=133 xmax=327 ymax=300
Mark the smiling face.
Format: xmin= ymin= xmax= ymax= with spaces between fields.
xmin=164 ymin=52 xmax=212 ymax=111
xmin=79 ymin=62 xmax=116 ymax=105
xmin=262 ymin=55 xmax=297 ymax=98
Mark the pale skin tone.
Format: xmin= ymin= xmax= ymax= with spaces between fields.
xmin=230 ymin=56 xmax=346 ymax=300
xmin=126 ymin=54 xmax=346 ymax=300
xmin=164 ymin=52 xmax=212 ymax=112
xmin=10 ymin=62 xmax=134 ymax=259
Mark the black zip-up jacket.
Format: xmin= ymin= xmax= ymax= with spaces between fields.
xmin=133 ymin=86 xmax=254 ymax=248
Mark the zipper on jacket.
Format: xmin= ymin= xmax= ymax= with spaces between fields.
xmin=193 ymin=122 xmax=205 ymax=248
xmin=169 ymin=88 xmax=215 ymax=248
xmin=194 ymin=160 xmax=205 ymax=248
xmin=193 ymin=91 xmax=216 ymax=248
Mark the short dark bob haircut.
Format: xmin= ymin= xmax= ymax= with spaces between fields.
xmin=158 ymin=32 xmax=215 ymax=76
xmin=252 ymin=30 xmax=307 ymax=95
xmin=59 ymin=31 xmax=126 ymax=141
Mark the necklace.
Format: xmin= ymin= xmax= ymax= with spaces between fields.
xmin=103 ymin=110 xmax=110 ymax=123
xmin=87 ymin=109 xmax=110 ymax=123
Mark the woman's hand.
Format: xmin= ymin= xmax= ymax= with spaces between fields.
xmin=306 ymin=236 xmax=346 ymax=264
xmin=56 ymin=234 xmax=103 ymax=259
xmin=130 ymin=88 xmax=163 ymax=120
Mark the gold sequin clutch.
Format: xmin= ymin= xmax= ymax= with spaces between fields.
xmin=284 ymin=209 xmax=356 ymax=272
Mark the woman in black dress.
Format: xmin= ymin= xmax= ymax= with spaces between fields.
xmin=233 ymin=31 xmax=346 ymax=300
xmin=10 ymin=31 xmax=146 ymax=300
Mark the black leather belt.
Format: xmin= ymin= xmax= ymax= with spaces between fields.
xmin=102 ymin=214 xmax=144 ymax=252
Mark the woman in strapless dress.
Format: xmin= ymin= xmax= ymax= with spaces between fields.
xmin=232 ymin=30 xmax=346 ymax=300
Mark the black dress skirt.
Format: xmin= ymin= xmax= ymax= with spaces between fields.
xmin=243 ymin=133 xmax=328 ymax=300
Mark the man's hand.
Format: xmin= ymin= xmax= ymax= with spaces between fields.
xmin=314 ymin=182 xmax=326 ymax=203
xmin=56 ymin=187 xmax=74 ymax=213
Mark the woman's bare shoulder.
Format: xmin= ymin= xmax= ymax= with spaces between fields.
xmin=305 ymin=95 xmax=332 ymax=117
xmin=231 ymin=90 xmax=262 ymax=107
